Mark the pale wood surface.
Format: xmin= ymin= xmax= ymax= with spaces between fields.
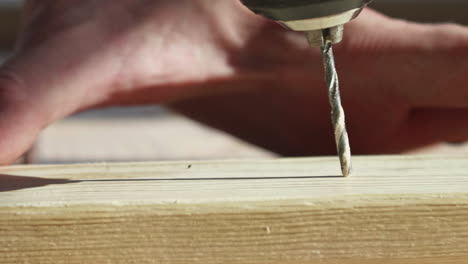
xmin=1 ymin=155 xmax=468 ymax=263
xmin=27 ymin=110 xmax=468 ymax=164
xmin=34 ymin=115 xmax=274 ymax=164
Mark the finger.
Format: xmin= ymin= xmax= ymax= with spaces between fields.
xmin=342 ymin=9 xmax=468 ymax=109
xmin=402 ymin=108 xmax=468 ymax=149
xmin=0 ymin=71 xmax=46 ymax=164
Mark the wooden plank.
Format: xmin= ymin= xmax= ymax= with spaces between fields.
xmin=1 ymin=155 xmax=468 ymax=264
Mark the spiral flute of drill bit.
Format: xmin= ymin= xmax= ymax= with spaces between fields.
xmin=320 ymin=36 xmax=352 ymax=177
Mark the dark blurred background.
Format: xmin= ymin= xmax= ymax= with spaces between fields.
xmin=1 ymin=0 xmax=467 ymax=163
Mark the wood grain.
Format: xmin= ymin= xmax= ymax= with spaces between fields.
xmin=1 ymin=155 xmax=468 ymax=263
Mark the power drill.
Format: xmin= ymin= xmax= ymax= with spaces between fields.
xmin=241 ymin=0 xmax=374 ymax=176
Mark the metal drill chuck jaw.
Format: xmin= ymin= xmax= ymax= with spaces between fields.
xmin=241 ymin=0 xmax=373 ymax=46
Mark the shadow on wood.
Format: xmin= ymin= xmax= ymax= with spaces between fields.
xmin=0 ymin=174 xmax=75 ymax=192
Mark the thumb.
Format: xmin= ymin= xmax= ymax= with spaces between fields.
xmin=0 ymin=68 xmax=46 ymax=164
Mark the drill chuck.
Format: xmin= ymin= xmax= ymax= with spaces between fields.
xmin=242 ymin=0 xmax=373 ymax=36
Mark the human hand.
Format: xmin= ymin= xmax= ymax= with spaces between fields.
xmin=172 ymin=9 xmax=468 ymax=156
xmin=1 ymin=0 xmax=467 ymax=164
xmin=0 ymin=0 xmax=285 ymax=163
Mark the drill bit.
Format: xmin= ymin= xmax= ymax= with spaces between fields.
xmin=307 ymin=28 xmax=352 ymax=177
xmin=241 ymin=0 xmax=373 ymax=177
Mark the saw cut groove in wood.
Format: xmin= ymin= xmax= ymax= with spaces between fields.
xmin=1 ymin=155 xmax=468 ymax=264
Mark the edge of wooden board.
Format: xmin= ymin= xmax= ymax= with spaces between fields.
xmin=1 ymin=155 xmax=468 ymax=263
